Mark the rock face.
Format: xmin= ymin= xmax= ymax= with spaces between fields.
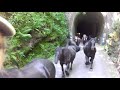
xmin=65 ymin=12 xmax=120 ymax=44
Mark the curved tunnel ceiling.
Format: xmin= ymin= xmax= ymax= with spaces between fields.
xmin=74 ymin=12 xmax=105 ymax=39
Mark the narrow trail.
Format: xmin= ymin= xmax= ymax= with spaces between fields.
xmin=54 ymin=43 xmax=120 ymax=78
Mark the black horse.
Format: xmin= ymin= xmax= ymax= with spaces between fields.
xmin=0 ymin=58 xmax=56 ymax=78
xmin=54 ymin=45 xmax=78 ymax=78
xmin=83 ymin=37 xmax=97 ymax=69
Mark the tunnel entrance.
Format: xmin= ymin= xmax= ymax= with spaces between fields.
xmin=73 ymin=12 xmax=105 ymax=42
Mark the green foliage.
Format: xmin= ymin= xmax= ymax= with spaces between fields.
xmin=106 ymin=20 xmax=120 ymax=58
xmin=112 ymin=19 xmax=120 ymax=38
xmin=4 ymin=12 xmax=68 ymax=68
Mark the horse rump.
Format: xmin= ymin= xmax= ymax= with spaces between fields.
xmin=21 ymin=58 xmax=56 ymax=78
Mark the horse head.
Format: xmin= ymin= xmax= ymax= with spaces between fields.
xmin=90 ymin=37 xmax=97 ymax=50
xmin=83 ymin=34 xmax=87 ymax=40
xmin=74 ymin=45 xmax=80 ymax=52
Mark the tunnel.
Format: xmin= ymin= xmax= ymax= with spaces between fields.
xmin=72 ymin=12 xmax=105 ymax=43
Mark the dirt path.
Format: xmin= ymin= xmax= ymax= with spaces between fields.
xmin=54 ymin=44 xmax=120 ymax=78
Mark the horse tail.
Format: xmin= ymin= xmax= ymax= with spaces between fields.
xmin=43 ymin=66 xmax=51 ymax=78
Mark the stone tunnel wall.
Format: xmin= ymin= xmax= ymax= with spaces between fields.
xmin=65 ymin=12 xmax=120 ymax=44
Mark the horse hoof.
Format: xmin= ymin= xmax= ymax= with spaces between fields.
xmin=85 ymin=62 xmax=90 ymax=65
xmin=90 ymin=68 xmax=93 ymax=71
xmin=70 ymin=68 xmax=72 ymax=70
xmin=65 ymin=71 xmax=69 ymax=76
xmin=62 ymin=75 xmax=65 ymax=78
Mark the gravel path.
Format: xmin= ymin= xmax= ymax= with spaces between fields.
xmin=54 ymin=44 xmax=120 ymax=78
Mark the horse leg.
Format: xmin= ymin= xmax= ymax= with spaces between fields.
xmin=65 ymin=63 xmax=70 ymax=76
xmin=90 ymin=57 xmax=94 ymax=69
xmin=60 ymin=63 xmax=65 ymax=78
xmin=85 ymin=56 xmax=90 ymax=65
xmin=70 ymin=61 xmax=73 ymax=70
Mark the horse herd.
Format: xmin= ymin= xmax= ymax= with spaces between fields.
xmin=55 ymin=34 xmax=97 ymax=77
xmin=0 ymin=34 xmax=97 ymax=78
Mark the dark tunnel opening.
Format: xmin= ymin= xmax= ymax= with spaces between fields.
xmin=73 ymin=12 xmax=105 ymax=42
xmin=76 ymin=20 xmax=98 ymax=38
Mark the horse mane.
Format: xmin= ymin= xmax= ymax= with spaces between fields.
xmin=85 ymin=38 xmax=93 ymax=46
xmin=67 ymin=45 xmax=76 ymax=52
